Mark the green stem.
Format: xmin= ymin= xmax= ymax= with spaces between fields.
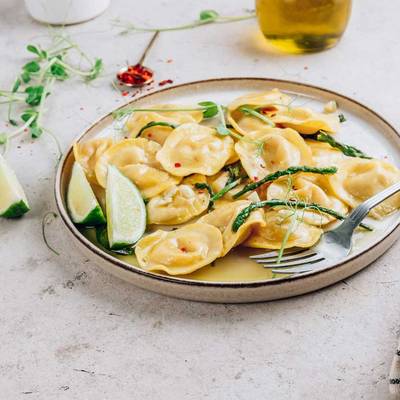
xmin=56 ymin=60 xmax=97 ymax=77
xmin=113 ymin=13 xmax=255 ymax=34
xmin=41 ymin=211 xmax=60 ymax=256
xmin=233 ymin=166 xmax=338 ymax=199
xmin=232 ymin=199 xmax=373 ymax=232
xmin=8 ymin=115 xmax=36 ymax=140
xmin=239 ymin=106 xmax=275 ymax=127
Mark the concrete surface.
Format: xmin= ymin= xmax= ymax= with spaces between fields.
xmin=0 ymin=0 xmax=399 ymax=398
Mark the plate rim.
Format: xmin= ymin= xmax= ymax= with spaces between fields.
xmin=54 ymin=77 xmax=400 ymax=289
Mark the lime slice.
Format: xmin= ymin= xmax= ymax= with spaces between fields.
xmin=67 ymin=162 xmax=106 ymax=225
xmin=106 ymin=165 xmax=146 ymax=249
xmin=0 ymin=154 xmax=30 ymax=218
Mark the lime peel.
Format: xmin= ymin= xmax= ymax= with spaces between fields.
xmin=0 ymin=154 xmax=30 ymax=218
xmin=67 ymin=162 xmax=106 ymax=225
xmin=106 ymin=165 xmax=146 ymax=249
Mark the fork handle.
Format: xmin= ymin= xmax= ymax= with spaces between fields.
xmin=347 ymin=181 xmax=400 ymax=227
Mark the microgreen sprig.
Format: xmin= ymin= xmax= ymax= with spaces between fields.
xmin=0 ymin=35 xmax=103 ymax=156
xmin=112 ymin=9 xmax=255 ymax=35
xmin=239 ymin=105 xmax=276 ymax=127
xmin=112 ymin=101 xmax=219 ymax=121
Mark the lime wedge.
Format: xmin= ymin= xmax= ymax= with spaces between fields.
xmin=0 ymin=154 xmax=30 ymax=218
xmin=106 ymin=165 xmax=146 ymax=249
xmin=67 ymin=162 xmax=106 ymax=225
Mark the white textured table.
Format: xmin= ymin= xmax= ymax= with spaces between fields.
xmin=1 ymin=0 xmax=399 ymax=398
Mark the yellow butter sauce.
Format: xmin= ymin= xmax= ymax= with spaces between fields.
xmin=256 ymin=0 xmax=352 ymax=53
xmin=82 ymin=228 xmax=275 ymax=283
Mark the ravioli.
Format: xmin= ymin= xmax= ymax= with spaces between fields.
xmin=227 ymin=89 xmax=292 ymax=135
xmin=267 ymin=174 xmax=348 ymax=225
xmin=328 ymin=158 xmax=400 ymax=219
xmin=147 ymin=182 xmax=210 ymax=225
xmin=199 ymin=200 xmax=265 ymax=255
xmin=306 ymin=139 xmax=346 ymax=168
xmin=156 ymin=123 xmax=235 ymax=176
xmin=126 ymin=104 xmax=203 ymax=144
xmin=272 ymin=107 xmax=340 ymax=134
xmin=135 ymin=223 xmax=223 ymax=275
xmin=95 ymin=138 xmax=180 ymax=198
xmin=73 ymin=138 xmax=114 ymax=184
xmin=244 ymin=209 xmax=323 ymax=249
xmin=235 ymin=128 xmax=313 ymax=180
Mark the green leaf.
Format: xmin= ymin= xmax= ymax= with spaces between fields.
xmin=21 ymin=109 xmax=38 ymax=124
xmin=0 ymin=133 xmax=8 ymax=145
xmin=199 ymin=10 xmax=219 ymax=21
xmin=338 ymin=113 xmax=346 ymax=123
xmin=23 ymin=61 xmax=40 ymax=73
xmin=27 ymin=44 xmax=40 ymax=55
xmin=25 ymin=85 xmax=44 ymax=106
xmin=9 ymin=119 xmax=18 ymax=127
xmin=137 ymin=121 xmax=177 ymax=136
xmin=86 ymin=58 xmax=103 ymax=81
xmin=27 ymin=44 xmax=47 ymax=60
xmin=50 ymin=62 xmax=68 ymax=80
xmin=30 ymin=125 xmax=43 ymax=138
xmin=198 ymin=101 xmax=218 ymax=118
xmin=21 ymin=71 xmax=31 ymax=84
xmin=12 ymin=78 xmax=21 ymax=93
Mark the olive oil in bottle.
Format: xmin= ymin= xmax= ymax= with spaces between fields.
xmin=256 ymin=0 xmax=352 ymax=53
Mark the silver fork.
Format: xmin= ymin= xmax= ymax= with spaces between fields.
xmin=250 ymin=181 xmax=400 ymax=275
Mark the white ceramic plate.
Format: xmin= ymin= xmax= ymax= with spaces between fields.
xmin=55 ymin=78 xmax=400 ymax=303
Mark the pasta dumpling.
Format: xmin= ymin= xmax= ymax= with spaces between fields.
xmin=73 ymin=138 xmax=114 ymax=184
xmin=267 ymin=174 xmax=348 ymax=225
xmin=95 ymin=138 xmax=180 ymax=197
xmin=329 ymin=158 xmax=400 ymax=219
xmin=199 ymin=200 xmax=265 ymax=255
xmin=235 ymin=128 xmax=313 ymax=180
xmin=244 ymin=209 xmax=323 ymax=249
xmin=227 ymin=89 xmax=292 ymax=135
xmin=147 ymin=182 xmax=210 ymax=225
xmin=156 ymin=123 xmax=235 ymax=176
xmin=272 ymin=107 xmax=340 ymax=134
xmin=306 ymin=139 xmax=346 ymax=168
xmin=126 ymin=104 xmax=203 ymax=144
xmin=135 ymin=223 xmax=223 ymax=275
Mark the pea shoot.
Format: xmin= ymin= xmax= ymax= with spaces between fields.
xmin=0 ymin=34 xmax=103 ymax=156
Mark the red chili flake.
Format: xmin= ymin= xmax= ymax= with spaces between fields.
xmin=259 ymin=106 xmax=276 ymax=114
xmin=174 ymin=162 xmax=181 ymax=168
xmin=304 ymin=66 xmax=309 ymax=70
xmin=122 ymin=91 xmax=129 ymax=96
xmin=147 ymin=132 xmax=152 ymax=137
xmin=24 ymin=128 xmax=28 ymax=132
xmin=180 ymin=247 xmax=187 ymax=252
xmin=166 ymin=59 xmax=173 ymax=63
xmin=159 ymin=79 xmax=173 ymax=87
xmin=275 ymin=123 xmax=285 ymax=128
xmin=197 ymin=190 xmax=204 ymax=194
xmin=253 ymin=176 xmax=258 ymax=181
xmin=117 ymin=63 xmax=154 ymax=86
